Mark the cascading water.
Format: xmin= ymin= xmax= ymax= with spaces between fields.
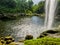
xmin=45 ymin=0 xmax=57 ymax=29
xmin=44 ymin=0 xmax=50 ymax=28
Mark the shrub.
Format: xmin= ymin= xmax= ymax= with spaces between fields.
xmin=24 ymin=37 xmax=60 ymax=45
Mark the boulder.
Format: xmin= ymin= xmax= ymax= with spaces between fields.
xmin=25 ymin=35 xmax=33 ymax=40
xmin=38 ymin=30 xmax=59 ymax=38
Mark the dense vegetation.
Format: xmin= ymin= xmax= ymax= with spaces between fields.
xmin=0 ymin=0 xmax=16 ymax=13
xmin=57 ymin=0 xmax=60 ymax=15
xmin=0 ymin=0 xmax=44 ymax=14
xmin=0 ymin=0 xmax=60 ymax=15
xmin=24 ymin=37 xmax=60 ymax=45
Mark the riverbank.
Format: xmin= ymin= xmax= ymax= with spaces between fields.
xmin=0 ymin=13 xmax=45 ymax=20
xmin=0 ymin=13 xmax=59 ymax=21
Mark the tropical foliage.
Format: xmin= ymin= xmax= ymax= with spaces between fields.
xmin=0 ymin=0 xmax=45 ymax=14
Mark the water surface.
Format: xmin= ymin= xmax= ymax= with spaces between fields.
xmin=0 ymin=16 xmax=60 ymax=41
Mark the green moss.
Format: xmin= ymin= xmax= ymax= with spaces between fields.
xmin=24 ymin=37 xmax=60 ymax=45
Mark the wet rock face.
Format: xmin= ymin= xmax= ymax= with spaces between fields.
xmin=0 ymin=37 xmax=5 ymax=44
xmin=38 ymin=30 xmax=59 ymax=38
xmin=4 ymin=38 xmax=12 ymax=44
xmin=6 ymin=40 xmax=12 ymax=44
xmin=44 ymin=30 xmax=59 ymax=34
xmin=0 ymin=40 xmax=4 ymax=44
xmin=25 ymin=35 xmax=33 ymax=40
xmin=4 ymin=38 xmax=12 ymax=41
xmin=0 ymin=36 xmax=19 ymax=45
xmin=12 ymin=39 xmax=15 ymax=42
xmin=38 ymin=33 xmax=48 ymax=38
xmin=0 ymin=36 xmax=15 ymax=44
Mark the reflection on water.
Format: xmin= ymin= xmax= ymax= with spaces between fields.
xmin=0 ymin=16 xmax=60 ymax=41
xmin=32 ymin=16 xmax=44 ymax=25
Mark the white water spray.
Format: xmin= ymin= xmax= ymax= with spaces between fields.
xmin=45 ymin=0 xmax=57 ymax=29
xmin=45 ymin=0 xmax=50 ymax=27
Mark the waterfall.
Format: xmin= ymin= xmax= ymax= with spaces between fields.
xmin=45 ymin=0 xmax=57 ymax=29
xmin=44 ymin=0 xmax=50 ymax=27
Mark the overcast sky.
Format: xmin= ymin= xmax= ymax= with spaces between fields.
xmin=32 ymin=0 xmax=44 ymax=4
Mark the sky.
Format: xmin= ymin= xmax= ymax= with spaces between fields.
xmin=26 ymin=0 xmax=44 ymax=4
xmin=32 ymin=0 xmax=44 ymax=4
xmin=32 ymin=0 xmax=42 ymax=4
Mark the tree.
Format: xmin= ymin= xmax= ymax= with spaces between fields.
xmin=27 ymin=0 xmax=33 ymax=11
xmin=37 ymin=1 xmax=45 ymax=14
xmin=32 ymin=1 xmax=45 ymax=14
xmin=32 ymin=4 xmax=39 ymax=13
xmin=0 ymin=0 xmax=16 ymax=13
xmin=0 ymin=0 xmax=34 ymax=13
xmin=0 ymin=0 xmax=16 ymax=8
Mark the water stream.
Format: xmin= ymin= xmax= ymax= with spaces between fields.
xmin=45 ymin=0 xmax=57 ymax=29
